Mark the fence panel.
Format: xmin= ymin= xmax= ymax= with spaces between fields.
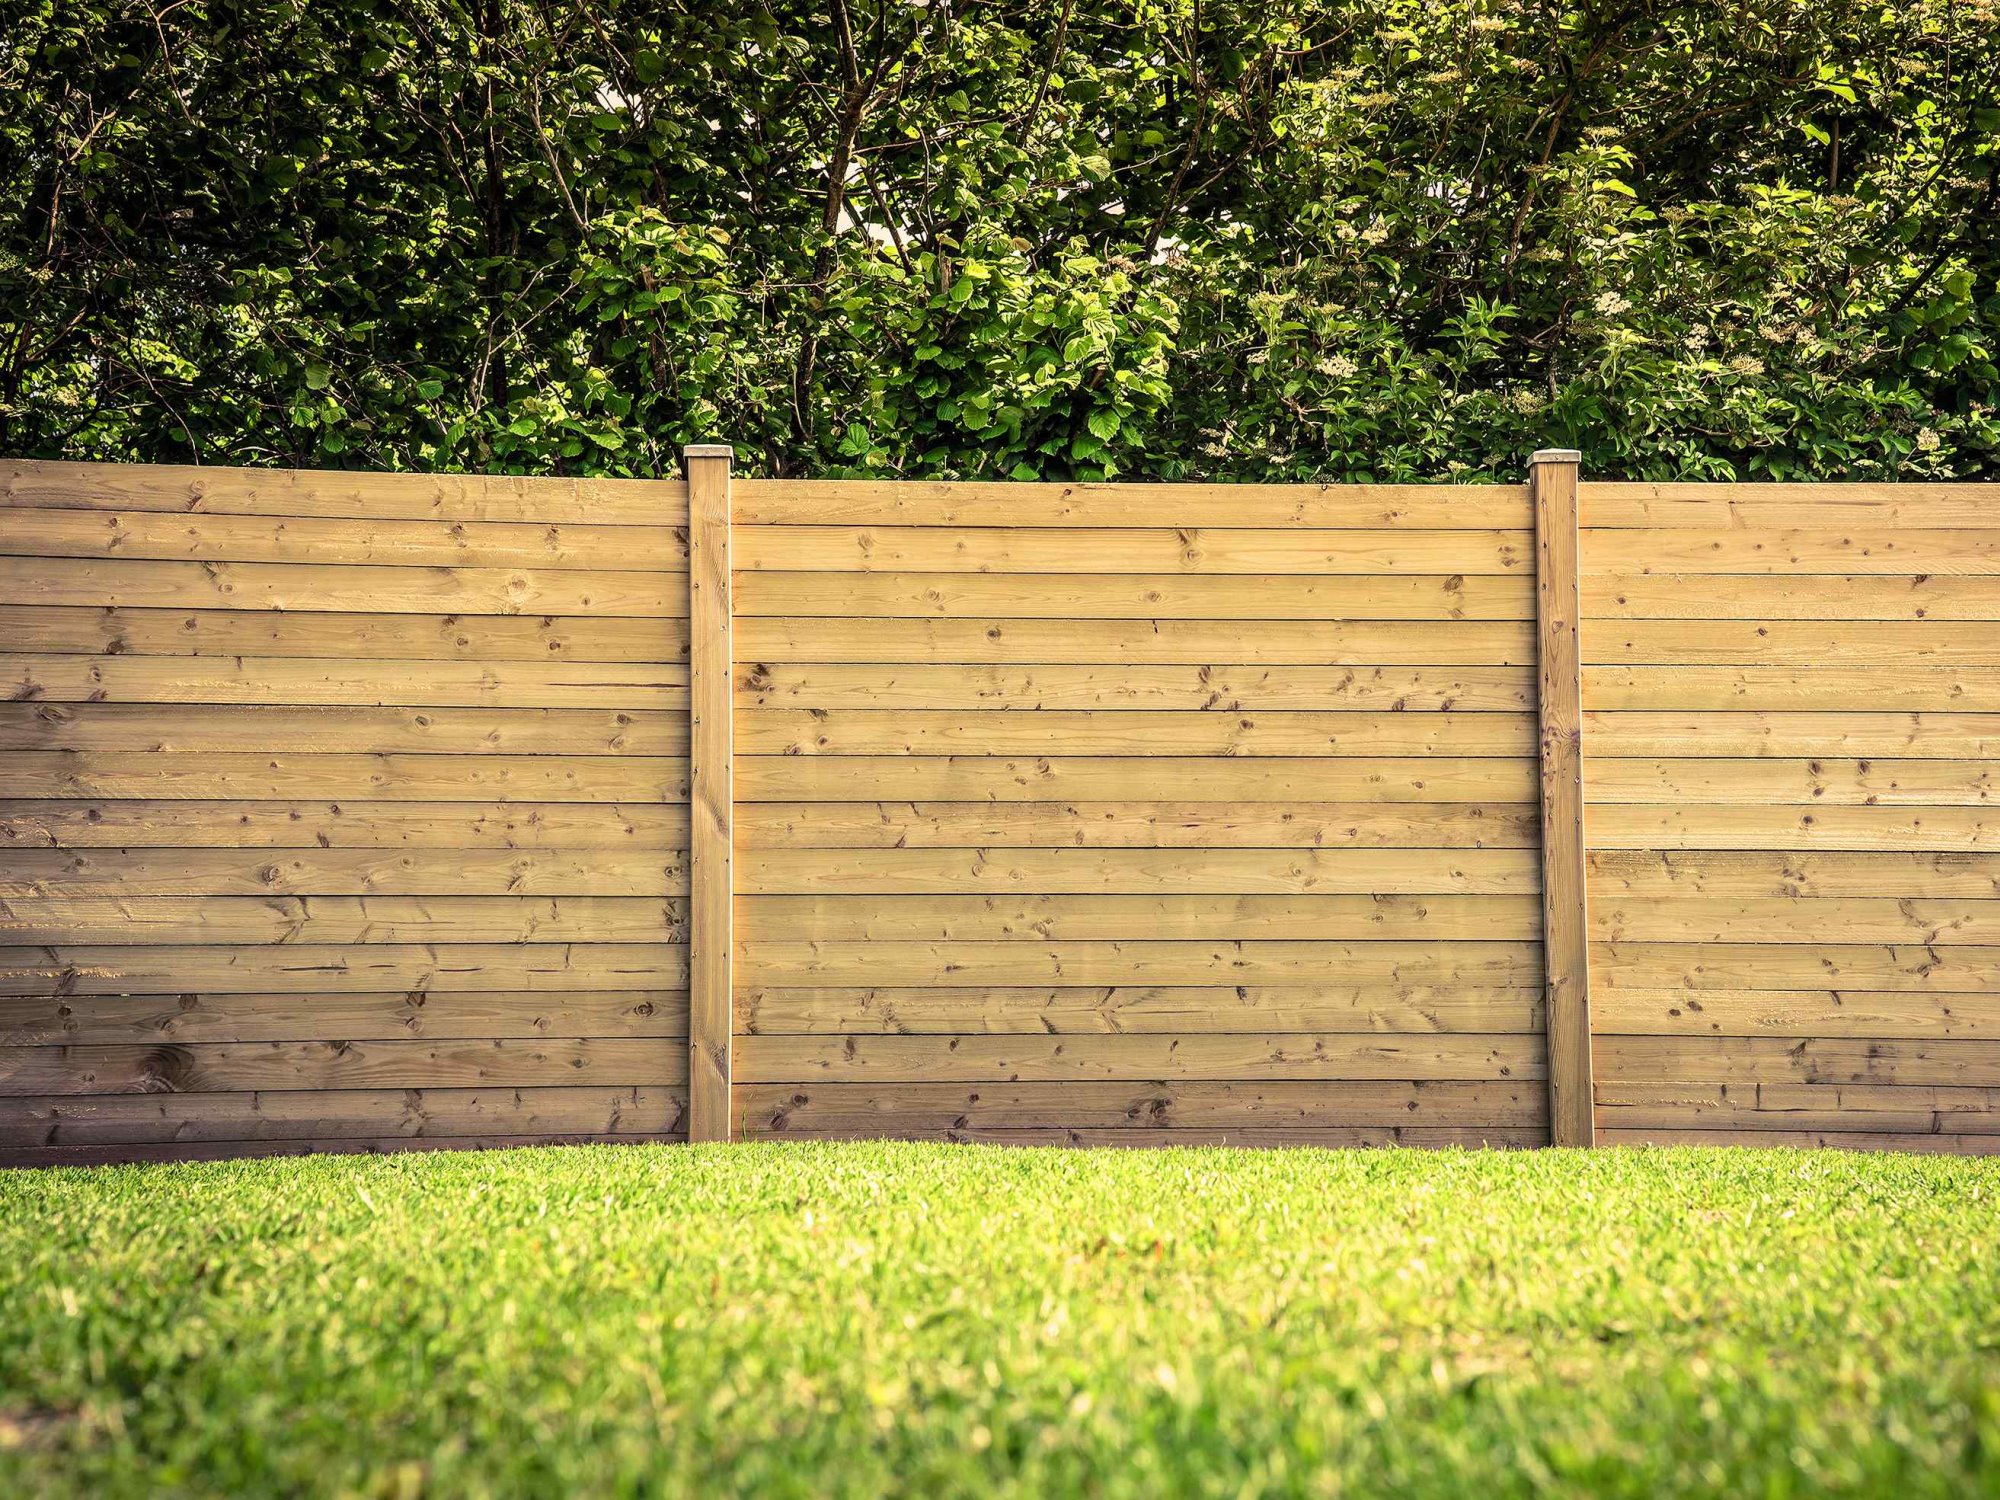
xmin=0 ymin=461 xmax=693 ymax=1163
xmin=1581 ymin=482 xmax=2000 ymax=1151
xmin=6 ymin=458 xmax=1996 ymax=1162
xmin=727 ymin=479 xmax=1552 ymax=1146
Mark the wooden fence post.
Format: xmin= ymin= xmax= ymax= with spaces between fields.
xmin=1531 ymin=448 xmax=1596 ymax=1147
xmin=685 ymin=443 xmax=735 ymax=1142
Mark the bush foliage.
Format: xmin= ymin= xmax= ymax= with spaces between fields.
xmin=4 ymin=0 xmax=1998 ymax=480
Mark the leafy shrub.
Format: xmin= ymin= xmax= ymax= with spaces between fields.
xmin=3 ymin=0 xmax=1996 ymax=480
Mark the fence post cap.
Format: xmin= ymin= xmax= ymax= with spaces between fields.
xmin=1529 ymin=448 xmax=1583 ymax=465
xmin=682 ymin=443 xmax=734 ymax=460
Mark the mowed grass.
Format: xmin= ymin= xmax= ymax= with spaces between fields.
xmin=1 ymin=1144 xmax=1997 ymax=1498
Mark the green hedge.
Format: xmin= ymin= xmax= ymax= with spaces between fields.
xmin=4 ymin=0 xmax=1997 ymax=481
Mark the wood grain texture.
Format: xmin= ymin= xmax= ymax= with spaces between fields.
xmin=1584 ymin=573 xmax=2000 ymax=620
xmin=1585 ymin=666 xmax=2000 ymax=711
xmin=0 ymin=943 xmax=690 ymax=994
xmin=1590 ymin=988 xmax=2000 ymax=1039
xmin=0 ymin=557 xmax=688 ymax=617
xmin=731 ymin=1079 xmax=1546 ymax=1130
xmin=1586 ymin=528 xmax=2000 ymax=575
xmin=734 ymin=985 xmax=1543 ymax=1035
xmin=685 ymin=447 xmax=733 ymax=1142
xmin=15 ymin=464 xmax=1992 ymax=1160
xmin=1582 ymin=711 xmax=2000 ymax=758
xmin=1580 ymin=483 xmax=2000 ymax=531
xmin=0 ymin=752 xmax=691 ymax=802
xmin=1533 ymin=453 xmax=1594 ymax=1146
xmin=734 ymin=479 xmax=1530 ymax=529
xmin=1586 ymin=850 xmax=2000 ymax=898
xmin=0 ymin=460 xmax=701 ymax=1166
xmin=3 ymin=991 xmax=689 ymax=1044
xmin=737 ymin=617 xmax=1535 ymax=665
xmin=737 ymin=663 xmax=1534 ymax=710
xmin=735 ymin=756 xmax=1535 ymax=803
xmin=738 ymin=709 xmax=1535 ymax=757
xmin=0 ymin=459 xmax=688 ymax=525
xmin=737 ymin=893 xmax=1541 ymax=942
xmin=0 ymin=606 xmax=686 ymax=662
xmin=0 ymin=703 xmax=687 ymax=754
xmin=737 ymin=845 xmax=1541 ymax=892
xmin=0 ymin=1038 xmax=693 ymax=1094
xmin=0 ymin=507 xmax=689 ymax=571
xmin=1587 ymin=805 xmax=2000 ymax=851
xmin=738 ymin=940 xmax=1544 ymax=988
xmin=0 ymin=799 xmax=690 ymax=848
xmin=734 ymin=801 xmax=1540 ymax=849
xmin=737 ymin=1032 xmax=1546 ymax=1083
xmin=1584 ymin=619 xmax=2000 ymax=665
xmin=0 ymin=1083 xmax=690 ymax=1146
xmin=738 ymin=525 xmax=1532 ymax=575
xmin=0 ymin=895 xmax=690 ymax=945
xmin=0 ymin=846 xmax=689 ymax=896
xmin=6 ymin=655 xmax=691 ymax=708
xmin=735 ymin=571 xmax=1534 ymax=620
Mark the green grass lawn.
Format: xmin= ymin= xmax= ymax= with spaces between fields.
xmin=2 ymin=1144 xmax=1996 ymax=1498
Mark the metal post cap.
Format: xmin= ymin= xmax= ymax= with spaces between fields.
xmin=1529 ymin=448 xmax=1583 ymax=464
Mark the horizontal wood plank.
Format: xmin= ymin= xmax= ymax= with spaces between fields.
xmin=733 ymin=1125 xmax=1544 ymax=1149
xmin=0 ymin=1083 xmax=690 ymax=1147
xmin=0 ymin=703 xmax=686 ymax=753
xmin=2 ymin=991 xmax=688 ymax=1045
xmin=1597 ymin=1034 xmax=2000 ymax=1087
xmin=1584 ymin=619 xmax=2000 ymax=665
xmin=737 ymin=618 xmax=1535 ymax=665
xmin=0 ymin=847 xmax=687 ymax=897
xmin=0 ymin=607 xmax=685 ymax=663
xmin=1587 ymin=804 xmax=2000 ymax=852
xmin=733 ymin=479 xmax=1530 ymax=528
xmin=1583 ymin=712 xmax=2000 ymax=759
xmin=6 ymin=655 xmax=690 ymax=709
xmin=1592 ymin=942 xmax=2000 ymax=992
xmin=1586 ymin=850 xmax=2000 ymax=897
xmin=1592 ymin=896 xmax=2000 ymax=945
xmin=734 ymin=984 xmax=1542 ymax=1035
xmin=734 ymin=571 xmax=1534 ymax=620
xmin=738 ymin=893 xmax=1540 ymax=942
xmin=1 ymin=507 xmax=688 ymax=571
xmin=0 ymin=753 xmax=690 ymax=802
xmin=1583 ymin=574 xmax=2000 ymax=620
xmin=1596 ymin=1127 xmax=1999 ymax=1153
xmin=0 ymin=557 xmax=688 ymax=617
xmin=738 ymin=1032 xmax=1545 ymax=1083
xmin=1591 ymin=988 xmax=2000 ymax=1039
xmin=740 ymin=940 xmax=1543 ymax=987
xmin=737 ymin=525 xmax=1532 ymax=575
xmin=736 ymin=757 xmax=1535 ymax=804
xmin=1587 ymin=529 xmax=2000 ymax=575
xmin=0 ymin=1038 xmax=692 ymax=1094
xmin=1586 ymin=667 xmax=2000 ymax=712
xmin=0 ymin=943 xmax=689 ymax=994
xmin=738 ymin=846 xmax=1539 ymax=894
xmin=1585 ymin=758 xmax=1997 ymax=806
xmin=0 ymin=460 xmax=687 ymax=525
xmin=0 ymin=895 xmax=688 ymax=945
xmin=739 ymin=709 xmax=1535 ymax=757
xmin=0 ymin=799 xmax=690 ymax=848
xmin=732 ymin=1079 xmax=1544 ymax=1131
xmin=738 ymin=664 xmax=1534 ymax=710
xmin=1581 ymin=483 xmax=2000 ymax=530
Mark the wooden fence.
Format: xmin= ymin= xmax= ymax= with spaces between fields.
xmin=1 ymin=455 xmax=1994 ymax=1162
